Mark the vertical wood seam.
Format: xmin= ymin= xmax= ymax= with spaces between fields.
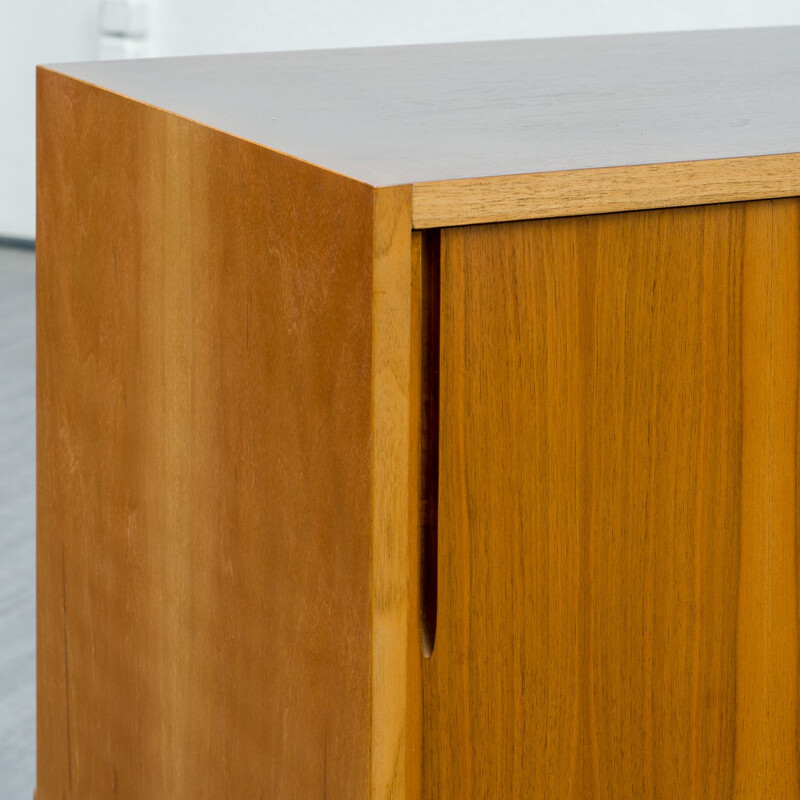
xmin=371 ymin=185 xmax=414 ymax=799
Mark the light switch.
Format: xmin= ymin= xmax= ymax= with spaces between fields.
xmin=99 ymin=0 xmax=149 ymax=38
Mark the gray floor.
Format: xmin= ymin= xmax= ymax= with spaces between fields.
xmin=0 ymin=245 xmax=36 ymax=799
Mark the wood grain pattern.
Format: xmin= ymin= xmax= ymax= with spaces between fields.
xmin=38 ymin=36 xmax=800 ymax=799
xmin=371 ymin=185 xmax=414 ymax=800
xmin=423 ymin=200 xmax=800 ymax=798
xmin=411 ymin=154 xmax=800 ymax=228
xmin=37 ymin=67 xmax=377 ymax=799
xmin=405 ymin=231 xmax=424 ymax=800
xmin=735 ymin=200 xmax=800 ymax=797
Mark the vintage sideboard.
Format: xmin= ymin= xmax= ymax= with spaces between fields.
xmin=37 ymin=26 xmax=800 ymax=798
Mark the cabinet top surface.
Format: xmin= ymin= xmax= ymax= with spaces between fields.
xmin=48 ymin=26 xmax=800 ymax=188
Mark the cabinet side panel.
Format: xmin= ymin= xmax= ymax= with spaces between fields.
xmin=37 ymin=69 xmax=374 ymax=799
xmin=423 ymin=201 xmax=800 ymax=798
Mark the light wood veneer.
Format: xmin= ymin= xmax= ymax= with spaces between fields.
xmin=37 ymin=27 xmax=800 ymax=799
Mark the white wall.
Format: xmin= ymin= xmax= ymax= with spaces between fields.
xmin=1 ymin=0 xmax=99 ymax=239
xmin=152 ymin=0 xmax=800 ymax=56
xmin=3 ymin=0 xmax=800 ymax=239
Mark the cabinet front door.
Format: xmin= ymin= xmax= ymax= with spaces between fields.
xmin=421 ymin=200 xmax=800 ymax=798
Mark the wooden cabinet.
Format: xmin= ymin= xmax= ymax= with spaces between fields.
xmin=37 ymin=27 xmax=800 ymax=799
